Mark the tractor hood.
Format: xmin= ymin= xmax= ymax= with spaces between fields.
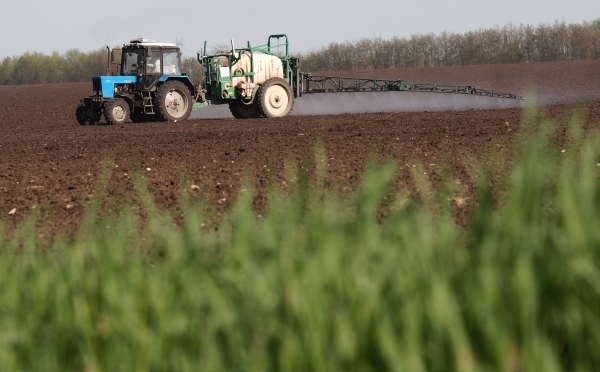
xmin=92 ymin=76 xmax=136 ymax=98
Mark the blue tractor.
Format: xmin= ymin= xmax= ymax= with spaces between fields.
xmin=76 ymin=38 xmax=196 ymax=125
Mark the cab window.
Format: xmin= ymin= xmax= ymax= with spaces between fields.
xmin=162 ymin=50 xmax=181 ymax=75
xmin=122 ymin=49 xmax=144 ymax=76
xmin=146 ymin=50 xmax=161 ymax=75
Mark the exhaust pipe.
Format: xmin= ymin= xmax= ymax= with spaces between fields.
xmin=106 ymin=46 xmax=111 ymax=76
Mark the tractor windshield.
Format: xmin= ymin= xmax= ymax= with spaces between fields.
xmin=122 ymin=49 xmax=144 ymax=76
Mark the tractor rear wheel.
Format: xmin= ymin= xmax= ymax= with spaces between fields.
xmin=257 ymin=78 xmax=294 ymax=118
xmin=229 ymin=101 xmax=263 ymax=119
xmin=155 ymin=81 xmax=192 ymax=122
xmin=104 ymin=98 xmax=130 ymax=125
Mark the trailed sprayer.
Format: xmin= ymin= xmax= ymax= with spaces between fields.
xmin=76 ymin=35 xmax=522 ymax=124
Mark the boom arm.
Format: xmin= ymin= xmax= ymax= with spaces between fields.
xmin=299 ymin=73 xmax=523 ymax=100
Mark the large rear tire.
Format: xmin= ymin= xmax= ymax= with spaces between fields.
xmin=104 ymin=98 xmax=130 ymax=125
xmin=155 ymin=81 xmax=192 ymax=122
xmin=229 ymin=101 xmax=263 ymax=119
xmin=257 ymin=78 xmax=294 ymax=118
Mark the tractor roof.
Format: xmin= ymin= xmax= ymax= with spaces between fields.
xmin=125 ymin=38 xmax=178 ymax=48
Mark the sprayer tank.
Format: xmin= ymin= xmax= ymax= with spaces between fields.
xmin=231 ymin=52 xmax=283 ymax=86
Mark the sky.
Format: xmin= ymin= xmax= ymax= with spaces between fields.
xmin=1 ymin=0 xmax=599 ymax=59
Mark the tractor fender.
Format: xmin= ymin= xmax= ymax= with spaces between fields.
xmin=158 ymin=75 xmax=195 ymax=95
xmin=118 ymin=95 xmax=135 ymax=110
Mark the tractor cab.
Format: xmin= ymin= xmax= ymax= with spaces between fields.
xmin=121 ymin=38 xmax=183 ymax=90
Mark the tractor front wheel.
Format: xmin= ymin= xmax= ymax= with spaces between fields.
xmin=258 ymin=78 xmax=294 ymax=118
xmin=155 ymin=81 xmax=193 ymax=122
xmin=75 ymin=101 xmax=101 ymax=125
xmin=76 ymin=104 xmax=88 ymax=125
xmin=104 ymin=98 xmax=130 ymax=125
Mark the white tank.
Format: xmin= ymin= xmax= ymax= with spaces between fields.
xmin=231 ymin=52 xmax=283 ymax=86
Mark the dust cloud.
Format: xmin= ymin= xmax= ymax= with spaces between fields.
xmin=190 ymin=91 xmax=526 ymax=120
xmin=293 ymin=91 xmax=524 ymax=115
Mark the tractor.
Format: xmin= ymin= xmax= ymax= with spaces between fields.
xmin=76 ymin=35 xmax=300 ymax=125
xmin=76 ymin=38 xmax=196 ymax=125
xmin=76 ymin=34 xmax=521 ymax=125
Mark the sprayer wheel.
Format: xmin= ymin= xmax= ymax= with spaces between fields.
xmin=257 ymin=78 xmax=294 ymax=118
xmin=229 ymin=101 xmax=263 ymax=119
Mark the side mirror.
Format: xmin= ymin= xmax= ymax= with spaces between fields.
xmin=111 ymin=50 xmax=115 ymax=63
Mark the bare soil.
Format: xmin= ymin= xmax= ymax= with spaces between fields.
xmin=1 ymin=60 xmax=599 ymax=233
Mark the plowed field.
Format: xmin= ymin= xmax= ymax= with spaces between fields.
xmin=1 ymin=60 xmax=599 ymax=232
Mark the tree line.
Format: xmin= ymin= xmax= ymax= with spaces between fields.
xmin=0 ymin=19 xmax=599 ymax=85
xmin=299 ymin=19 xmax=600 ymax=71
xmin=0 ymin=48 xmax=204 ymax=86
